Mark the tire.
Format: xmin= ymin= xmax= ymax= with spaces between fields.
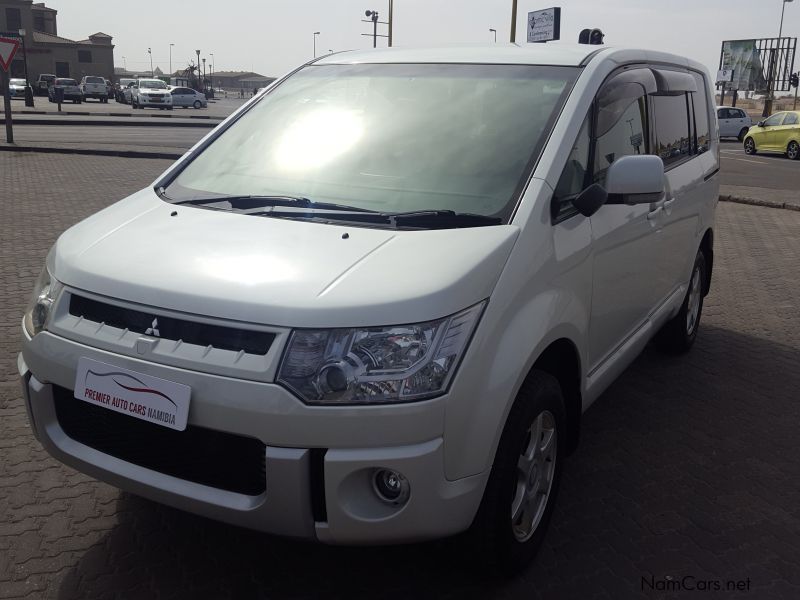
xmin=193 ymin=100 xmax=202 ymax=109
xmin=655 ymin=250 xmax=706 ymax=354
xmin=744 ymin=137 xmax=757 ymax=155
xmin=787 ymin=141 xmax=800 ymax=160
xmin=468 ymin=370 xmax=566 ymax=575
xmin=737 ymin=127 xmax=749 ymax=142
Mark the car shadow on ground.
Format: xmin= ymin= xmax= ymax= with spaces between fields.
xmin=56 ymin=324 xmax=800 ymax=600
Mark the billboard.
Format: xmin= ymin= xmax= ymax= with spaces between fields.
xmin=527 ymin=7 xmax=561 ymax=43
xmin=721 ymin=40 xmax=767 ymax=92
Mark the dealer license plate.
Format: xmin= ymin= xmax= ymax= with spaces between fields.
xmin=74 ymin=357 xmax=191 ymax=431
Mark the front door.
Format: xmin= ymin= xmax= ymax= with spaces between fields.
xmin=588 ymin=91 xmax=661 ymax=372
xmin=761 ymin=112 xmax=786 ymax=150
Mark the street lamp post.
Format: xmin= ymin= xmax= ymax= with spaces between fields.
xmin=209 ymin=53 xmax=214 ymax=93
xmin=313 ymin=31 xmax=320 ymax=57
xmin=169 ymin=43 xmax=174 ymax=78
xmin=510 ymin=0 xmax=518 ymax=43
xmin=202 ymin=58 xmax=206 ymax=93
xmin=388 ymin=0 xmax=393 ymax=47
xmin=147 ymin=47 xmax=153 ymax=76
xmin=490 ymin=28 xmax=497 ymax=43
xmin=365 ymin=10 xmax=379 ymax=48
xmin=195 ymin=49 xmax=201 ymax=90
xmin=122 ymin=56 xmax=126 ymax=71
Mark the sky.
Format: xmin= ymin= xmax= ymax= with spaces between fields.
xmin=49 ymin=0 xmax=800 ymax=81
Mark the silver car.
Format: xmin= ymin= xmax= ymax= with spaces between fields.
xmin=8 ymin=78 xmax=27 ymax=99
xmin=169 ymin=87 xmax=208 ymax=109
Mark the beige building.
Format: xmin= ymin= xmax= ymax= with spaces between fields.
xmin=1 ymin=0 xmax=114 ymax=83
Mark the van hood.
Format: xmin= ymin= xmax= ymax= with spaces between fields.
xmin=54 ymin=190 xmax=519 ymax=328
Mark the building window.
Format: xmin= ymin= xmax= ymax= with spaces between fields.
xmin=5 ymin=7 xmax=22 ymax=30
xmin=56 ymin=62 xmax=70 ymax=77
xmin=78 ymin=50 xmax=92 ymax=63
xmin=34 ymin=13 xmax=45 ymax=31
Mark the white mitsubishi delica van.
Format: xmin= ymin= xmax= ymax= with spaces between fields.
xmin=19 ymin=44 xmax=718 ymax=571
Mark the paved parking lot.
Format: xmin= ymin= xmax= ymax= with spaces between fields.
xmin=1 ymin=152 xmax=799 ymax=599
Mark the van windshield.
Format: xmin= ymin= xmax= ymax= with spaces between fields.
xmin=165 ymin=63 xmax=579 ymax=222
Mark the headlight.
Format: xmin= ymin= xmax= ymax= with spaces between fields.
xmin=277 ymin=302 xmax=485 ymax=405
xmin=23 ymin=250 xmax=63 ymax=337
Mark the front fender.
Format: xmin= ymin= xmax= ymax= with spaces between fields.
xmin=442 ymin=181 xmax=592 ymax=480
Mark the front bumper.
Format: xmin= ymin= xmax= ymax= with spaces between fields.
xmin=18 ymin=332 xmax=487 ymax=544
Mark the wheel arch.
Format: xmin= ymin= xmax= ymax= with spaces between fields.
xmin=529 ymin=338 xmax=583 ymax=456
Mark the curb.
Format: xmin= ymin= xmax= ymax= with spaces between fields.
xmin=719 ymin=194 xmax=800 ymax=212
xmin=1 ymin=118 xmax=216 ymax=128
xmin=11 ymin=109 xmax=218 ymax=120
xmin=0 ymin=145 xmax=182 ymax=160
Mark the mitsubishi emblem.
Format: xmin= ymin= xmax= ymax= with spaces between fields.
xmin=145 ymin=318 xmax=161 ymax=337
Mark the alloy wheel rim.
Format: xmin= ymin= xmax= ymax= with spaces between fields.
xmin=511 ymin=410 xmax=557 ymax=542
xmin=686 ymin=266 xmax=702 ymax=335
xmin=790 ymin=143 xmax=798 ymax=159
xmin=745 ymin=139 xmax=754 ymax=153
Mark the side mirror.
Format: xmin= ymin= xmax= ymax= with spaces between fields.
xmin=758 ymin=120 xmax=766 ymax=127
xmin=604 ymin=155 xmax=665 ymax=205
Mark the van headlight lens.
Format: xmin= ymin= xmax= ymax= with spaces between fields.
xmin=23 ymin=256 xmax=63 ymax=337
xmin=277 ymin=302 xmax=485 ymax=405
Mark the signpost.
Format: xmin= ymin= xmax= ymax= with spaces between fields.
xmin=0 ymin=34 xmax=21 ymax=143
xmin=527 ymin=7 xmax=561 ymax=43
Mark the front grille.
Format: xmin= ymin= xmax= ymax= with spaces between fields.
xmin=54 ymin=386 xmax=266 ymax=496
xmin=69 ymin=294 xmax=274 ymax=355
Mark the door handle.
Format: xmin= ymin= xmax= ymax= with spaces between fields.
xmin=647 ymin=198 xmax=666 ymax=220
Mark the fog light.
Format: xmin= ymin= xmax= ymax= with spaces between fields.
xmin=372 ymin=469 xmax=410 ymax=505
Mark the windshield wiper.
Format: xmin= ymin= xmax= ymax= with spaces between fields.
xmin=386 ymin=210 xmax=502 ymax=229
xmin=171 ymin=194 xmax=378 ymax=213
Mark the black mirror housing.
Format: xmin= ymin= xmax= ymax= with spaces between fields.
xmin=573 ymin=184 xmax=608 ymax=218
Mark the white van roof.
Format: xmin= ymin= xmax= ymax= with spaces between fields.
xmin=316 ymin=44 xmax=706 ymax=73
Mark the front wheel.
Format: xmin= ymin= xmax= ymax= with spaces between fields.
xmin=787 ymin=141 xmax=800 ymax=160
xmin=468 ymin=370 xmax=565 ymax=574
xmin=744 ymin=137 xmax=757 ymax=155
xmin=655 ymin=250 xmax=706 ymax=354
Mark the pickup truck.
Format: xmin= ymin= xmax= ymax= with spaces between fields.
xmin=80 ymin=76 xmax=109 ymax=103
xmin=34 ymin=74 xmax=56 ymax=97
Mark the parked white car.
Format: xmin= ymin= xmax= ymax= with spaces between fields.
xmin=8 ymin=78 xmax=27 ymax=99
xmin=80 ymin=76 xmax=109 ymax=103
xmin=130 ymin=78 xmax=173 ymax=110
xmin=716 ymin=106 xmax=753 ymax=141
xmin=169 ymin=86 xmax=208 ymax=109
xmin=20 ymin=44 xmax=718 ymax=571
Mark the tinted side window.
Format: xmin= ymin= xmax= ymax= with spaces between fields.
xmin=653 ymin=94 xmax=691 ymax=168
xmin=690 ymin=73 xmax=711 ymax=155
xmin=764 ymin=113 xmax=784 ymax=127
xmin=554 ymin=114 xmax=591 ymax=199
xmin=594 ymin=97 xmax=647 ymax=185
xmin=783 ymin=113 xmax=798 ymax=125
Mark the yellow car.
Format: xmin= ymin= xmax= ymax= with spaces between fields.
xmin=743 ymin=110 xmax=800 ymax=159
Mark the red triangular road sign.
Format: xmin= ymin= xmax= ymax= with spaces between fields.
xmin=0 ymin=36 xmax=20 ymax=72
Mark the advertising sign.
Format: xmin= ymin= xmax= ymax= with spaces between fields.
xmin=717 ymin=69 xmax=734 ymax=83
xmin=527 ymin=7 xmax=561 ymax=43
xmin=721 ymin=40 xmax=767 ymax=91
